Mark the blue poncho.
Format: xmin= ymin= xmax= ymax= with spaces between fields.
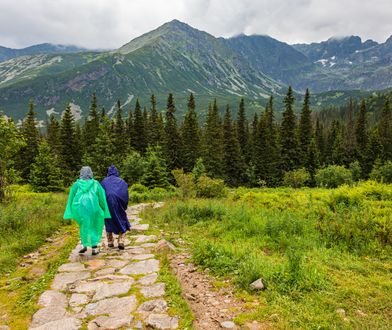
xmin=101 ymin=165 xmax=130 ymax=234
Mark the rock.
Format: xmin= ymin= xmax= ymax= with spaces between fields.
xmin=336 ymin=308 xmax=346 ymax=318
xmin=141 ymin=243 xmax=157 ymax=248
xmin=38 ymin=291 xmax=68 ymax=308
xmin=69 ymin=293 xmax=89 ymax=307
xmin=124 ymin=247 xmax=147 ymax=254
xmin=85 ymin=259 xmax=106 ymax=270
xmin=134 ymin=320 xmax=143 ymax=329
xmin=51 ymin=272 xmax=90 ymax=290
xmin=132 ymin=224 xmax=150 ymax=232
xmin=137 ymin=273 xmax=158 ymax=285
xmin=244 ymin=321 xmax=264 ymax=330
xmin=87 ymin=315 xmax=133 ymax=330
xmin=154 ymin=239 xmax=176 ymax=253
xmin=137 ymin=299 xmax=168 ymax=313
xmin=250 ymin=279 xmax=265 ymax=291
xmin=120 ymin=259 xmax=159 ymax=275
xmin=92 ymin=280 xmax=134 ymax=301
xmin=58 ymin=262 xmax=86 ymax=272
xmin=29 ymin=317 xmax=81 ymax=330
xmin=95 ymin=267 xmax=116 ymax=276
xmin=84 ymin=295 xmax=137 ymax=317
xmin=30 ymin=307 xmax=68 ymax=328
xmin=69 ymin=281 xmax=104 ymax=294
xmin=106 ymin=259 xmax=128 ymax=269
xmin=131 ymin=254 xmax=155 ymax=261
xmin=0 ymin=326 xmax=10 ymax=330
xmin=145 ymin=313 xmax=179 ymax=329
xmin=140 ymin=283 xmax=166 ymax=298
xmin=221 ymin=321 xmax=237 ymax=329
xmin=134 ymin=235 xmax=158 ymax=244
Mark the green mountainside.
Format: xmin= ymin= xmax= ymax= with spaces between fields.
xmin=0 ymin=20 xmax=391 ymax=121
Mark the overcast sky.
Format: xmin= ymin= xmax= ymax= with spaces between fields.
xmin=0 ymin=0 xmax=391 ymax=49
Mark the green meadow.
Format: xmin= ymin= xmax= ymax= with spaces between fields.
xmin=143 ymin=181 xmax=392 ymax=329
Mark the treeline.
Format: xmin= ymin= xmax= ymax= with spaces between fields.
xmin=1 ymin=86 xmax=392 ymax=194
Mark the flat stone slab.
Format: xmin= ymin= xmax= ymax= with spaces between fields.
xmin=30 ymin=307 xmax=68 ymax=328
xmin=38 ymin=290 xmax=67 ymax=308
xmin=138 ymin=299 xmax=168 ymax=313
xmin=58 ymin=262 xmax=86 ymax=272
xmin=123 ymin=247 xmax=147 ymax=254
xmin=51 ymin=272 xmax=91 ymax=290
xmin=131 ymin=254 xmax=155 ymax=261
xmin=140 ymin=283 xmax=165 ymax=298
xmin=141 ymin=243 xmax=157 ymax=248
xmin=95 ymin=267 xmax=116 ymax=276
xmin=69 ymin=293 xmax=89 ymax=307
xmin=134 ymin=235 xmax=157 ymax=244
xmin=137 ymin=273 xmax=158 ymax=286
xmin=29 ymin=317 xmax=81 ymax=330
xmin=84 ymin=295 xmax=137 ymax=317
xmin=87 ymin=315 xmax=133 ymax=330
xmin=120 ymin=259 xmax=159 ymax=275
xmin=85 ymin=259 xmax=106 ymax=270
xmin=69 ymin=281 xmax=104 ymax=294
xmin=131 ymin=224 xmax=150 ymax=231
xmin=106 ymin=259 xmax=128 ymax=268
xmin=146 ymin=313 xmax=179 ymax=329
xmin=92 ymin=280 xmax=134 ymax=301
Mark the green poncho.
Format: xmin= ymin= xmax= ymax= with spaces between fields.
xmin=64 ymin=179 xmax=111 ymax=247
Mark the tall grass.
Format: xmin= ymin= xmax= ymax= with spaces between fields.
xmin=143 ymin=181 xmax=392 ymax=328
xmin=0 ymin=187 xmax=70 ymax=273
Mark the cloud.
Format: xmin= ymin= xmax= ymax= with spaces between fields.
xmin=0 ymin=0 xmax=391 ymax=49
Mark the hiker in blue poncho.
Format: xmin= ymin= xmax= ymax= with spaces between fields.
xmin=101 ymin=165 xmax=130 ymax=250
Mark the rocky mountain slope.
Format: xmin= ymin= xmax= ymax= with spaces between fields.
xmin=0 ymin=20 xmax=391 ymax=120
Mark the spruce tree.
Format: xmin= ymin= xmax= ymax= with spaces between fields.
xmin=141 ymin=145 xmax=169 ymax=188
xmin=342 ymin=99 xmax=356 ymax=165
xmin=30 ymin=140 xmax=64 ymax=192
xmin=379 ymin=98 xmax=392 ymax=161
xmin=132 ymin=99 xmax=147 ymax=153
xmin=237 ymin=98 xmax=249 ymax=161
xmin=47 ymin=114 xmax=61 ymax=157
xmin=181 ymin=93 xmax=200 ymax=172
xmin=17 ymin=101 xmax=40 ymax=181
xmin=126 ymin=108 xmax=134 ymax=149
xmin=298 ymin=89 xmax=312 ymax=164
xmin=223 ymin=105 xmax=244 ymax=186
xmin=305 ymin=138 xmax=319 ymax=186
xmin=355 ymin=100 xmax=369 ymax=176
xmin=365 ymin=128 xmax=382 ymax=176
xmin=83 ymin=93 xmax=100 ymax=153
xmin=201 ymin=100 xmax=224 ymax=178
xmin=164 ymin=93 xmax=181 ymax=169
xmin=60 ymin=105 xmax=80 ymax=184
xmin=148 ymin=94 xmax=161 ymax=146
xmin=315 ymin=119 xmax=325 ymax=165
xmin=112 ymin=100 xmax=127 ymax=161
xmin=280 ymin=86 xmax=299 ymax=172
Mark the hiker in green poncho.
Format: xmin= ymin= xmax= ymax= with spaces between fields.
xmin=64 ymin=166 xmax=111 ymax=255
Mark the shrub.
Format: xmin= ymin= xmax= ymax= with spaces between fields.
xmin=120 ymin=151 xmax=145 ymax=185
xmin=172 ymin=169 xmax=196 ymax=198
xmin=370 ymin=161 xmax=392 ymax=183
xmin=196 ymin=175 xmax=227 ymax=198
xmin=315 ymin=165 xmax=352 ymax=188
xmin=283 ymin=168 xmax=310 ymax=188
xmin=349 ymin=161 xmax=362 ymax=182
xmin=192 ymin=158 xmax=206 ymax=181
xmin=129 ymin=183 xmax=148 ymax=193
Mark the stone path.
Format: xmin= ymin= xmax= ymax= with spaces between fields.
xmin=29 ymin=202 xmax=179 ymax=330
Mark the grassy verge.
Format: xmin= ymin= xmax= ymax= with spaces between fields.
xmin=142 ymin=181 xmax=392 ymax=329
xmin=0 ymin=225 xmax=78 ymax=329
xmin=0 ymin=186 xmax=71 ymax=274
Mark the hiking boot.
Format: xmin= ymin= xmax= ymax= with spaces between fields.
xmin=78 ymin=247 xmax=87 ymax=254
xmin=92 ymin=245 xmax=100 ymax=255
xmin=118 ymin=233 xmax=125 ymax=250
xmin=107 ymin=232 xmax=114 ymax=248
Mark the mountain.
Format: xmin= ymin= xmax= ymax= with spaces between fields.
xmin=0 ymin=20 xmax=392 ymax=121
xmin=0 ymin=43 xmax=90 ymax=62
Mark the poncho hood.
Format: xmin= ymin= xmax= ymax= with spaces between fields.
xmin=107 ymin=165 xmax=119 ymax=177
xmin=77 ymin=178 xmax=95 ymax=192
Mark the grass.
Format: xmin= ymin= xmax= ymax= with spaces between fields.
xmin=0 ymin=225 xmax=79 ymax=329
xmin=0 ymin=186 xmax=71 ymax=274
xmin=0 ymin=186 xmax=79 ymax=329
xmin=142 ymin=181 xmax=392 ymax=329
